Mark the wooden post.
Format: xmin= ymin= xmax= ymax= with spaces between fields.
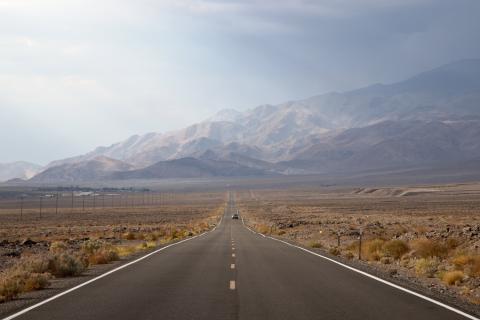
xmin=358 ymin=230 xmax=363 ymax=260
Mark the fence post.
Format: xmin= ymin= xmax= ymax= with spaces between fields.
xmin=358 ymin=229 xmax=363 ymax=260
xmin=337 ymin=232 xmax=341 ymax=247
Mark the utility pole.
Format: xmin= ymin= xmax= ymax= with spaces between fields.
xmin=82 ymin=195 xmax=85 ymax=211
xmin=19 ymin=196 xmax=24 ymax=221
xmin=55 ymin=192 xmax=59 ymax=215
xmin=71 ymin=191 xmax=74 ymax=213
xmin=39 ymin=196 xmax=43 ymax=219
xmin=93 ymin=193 xmax=96 ymax=210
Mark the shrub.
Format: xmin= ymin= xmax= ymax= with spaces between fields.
xmin=21 ymin=272 xmax=51 ymax=292
xmin=309 ymin=241 xmax=323 ymax=248
xmin=412 ymin=239 xmax=448 ymax=258
xmin=18 ymin=255 xmax=50 ymax=274
xmin=0 ymin=270 xmax=51 ymax=303
xmin=50 ymin=241 xmax=68 ymax=253
xmin=363 ymin=239 xmax=385 ymax=261
xmin=81 ymin=240 xmax=119 ymax=265
xmin=382 ymin=240 xmax=409 ymax=259
xmin=116 ymin=245 xmax=137 ymax=257
xmin=277 ymin=230 xmax=286 ymax=236
xmin=442 ymin=270 xmax=464 ymax=285
xmin=48 ymin=253 xmax=85 ymax=277
xmin=123 ymin=232 xmax=136 ymax=240
xmin=415 ymin=257 xmax=439 ymax=277
xmin=0 ymin=274 xmax=23 ymax=302
xmin=451 ymin=254 xmax=480 ymax=277
xmin=329 ymin=247 xmax=340 ymax=256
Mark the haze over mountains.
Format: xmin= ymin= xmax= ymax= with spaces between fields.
xmin=15 ymin=59 xmax=480 ymax=183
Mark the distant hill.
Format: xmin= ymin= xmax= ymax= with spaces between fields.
xmin=26 ymin=59 xmax=480 ymax=181
xmin=30 ymin=156 xmax=133 ymax=183
xmin=0 ymin=161 xmax=42 ymax=182
xmin=110 ymin=157 xmax=273 ymax=180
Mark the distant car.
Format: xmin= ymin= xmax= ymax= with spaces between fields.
xmin=232 ymin=213 xmax=239 ymax=219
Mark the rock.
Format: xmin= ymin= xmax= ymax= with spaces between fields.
xmin=21 ymin=238 xmax=36 ymax=246
xmin=3 ymin=250 xmax=21 ymax=257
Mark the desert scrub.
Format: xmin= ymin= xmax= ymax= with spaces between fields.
xmin=81 ymin=240 xmax=119 ymax=265
xmin=309 ymin=240 xmax=323 ymax=248
xmin=0 ymin=268 xmax=51 ymax=303
xmin=441 ymin=270 xmax=464 ymax=285
xmin=363 ymin=239 xmax=385 ymax=261
xmin=49 ymin=252 xmax=86 ymax=277
xmin=412 ymin=238 xmax=448 ymax=259
xmin=415 ymin=257 xmax=440 ymax=277
xmin=382 ymin=240 xmax=409 ymax=260
xmin=451 ymin=254 xmax=480 ymax=277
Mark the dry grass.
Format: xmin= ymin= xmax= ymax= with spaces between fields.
xmin=415 ymin=257 xmax=440 ymax=277
xmin=382 ymin=240 xmax=409 ymax=259
xmin=411 ymin=239 xmax=448 ymax=259
xmin=442 ymin=270 xmax=464 ymax=285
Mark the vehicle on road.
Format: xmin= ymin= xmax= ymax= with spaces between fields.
xmin=232 ymin=213 xmax=239 ymax=219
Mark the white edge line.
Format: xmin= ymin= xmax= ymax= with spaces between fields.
xmin=241 ymin=218 xmax=478 ymax=320
xmin=2 ymin=216 xmax=224 ymax=320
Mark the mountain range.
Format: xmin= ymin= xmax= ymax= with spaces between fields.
xmin=17 ymin=59 xmax=480 ymax=183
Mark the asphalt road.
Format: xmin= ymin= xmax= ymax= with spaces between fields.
xmin=4 ymin=194 xmax=475 ymax=320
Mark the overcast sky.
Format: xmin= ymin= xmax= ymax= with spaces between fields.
xmin=1 ymin=0 xmax=480 ymax=165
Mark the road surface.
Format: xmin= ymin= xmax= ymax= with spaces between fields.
xmin=3 ymin=194 xmax=475 ymax=320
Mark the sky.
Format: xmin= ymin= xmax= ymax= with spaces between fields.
xmin=1 ymin=0 xmax=480 ymax=165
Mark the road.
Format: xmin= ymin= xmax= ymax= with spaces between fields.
xmin=4 ymin=193 xmax=475 ymax=320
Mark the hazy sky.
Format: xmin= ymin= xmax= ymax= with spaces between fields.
xmin=1 ymin=0 xmax=480 ymax=165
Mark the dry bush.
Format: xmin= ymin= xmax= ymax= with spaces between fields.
xmin=309 ymin=241 xmax=323 ymax=248
xmin=363 ymin=239 xmax=385 ymax=261
xmin=116 ymin=245 xmax=137 ymax=257
xmin=415 ymin=257 xmax=440 ymax=277
xmin=256 ymin=224 xmax=271 ymax=235
xmin=452 ymin=254 xmax=480 ymax=277
xmin=412 ymin=239 xmax=448 ymax=259
xmin=0 ymin=269 xmax=51 ymax=303
xmin=18 ymin=255 xmax=51 ymax=274
xmin=0 ymin=274 xmax=23 ymax=302
xmin=81 ymin=240 xmax=119 ymax=265
xmin=382 ymin=240 xmax=409 ymax=259
xmin=50 ymin=241 xmax=68 ymax=253
xmin=329 ymin=247 xmax=340 ymax=256
xmin=442 ymin=270 xmax=464 ymax=285
xmin=123 ymin=232 xmax=136 ymax=240
xmin=48 ymin=253 xmax=86 ymax=277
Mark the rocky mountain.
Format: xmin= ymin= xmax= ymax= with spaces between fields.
xmin=0 ymin=162 xmax=42 ymax=182
xmin=30 ymin=156 xmax=133 ymax=183
xmin=31 ymin=59 xmax=480 ymax=181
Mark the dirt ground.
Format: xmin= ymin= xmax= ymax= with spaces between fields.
xmin=237 ymin=183 xmax=480 ymax=310
xmin=0 ymin=191 xmax=225 ymax=272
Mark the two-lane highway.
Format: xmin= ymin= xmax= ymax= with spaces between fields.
xmin=3 ymin=193 xmax=476 ymax=320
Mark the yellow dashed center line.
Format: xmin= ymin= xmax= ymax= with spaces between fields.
xmin=232 ymin=253 xmax=235 ymax=257
xmin=231 ymin=264 xmax=235 ymax=269
xmin=230 ymin=280 xmax=236 ymax=290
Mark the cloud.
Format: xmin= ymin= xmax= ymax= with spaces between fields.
xmin=0 ymin=0 xmax=479 ymax=163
